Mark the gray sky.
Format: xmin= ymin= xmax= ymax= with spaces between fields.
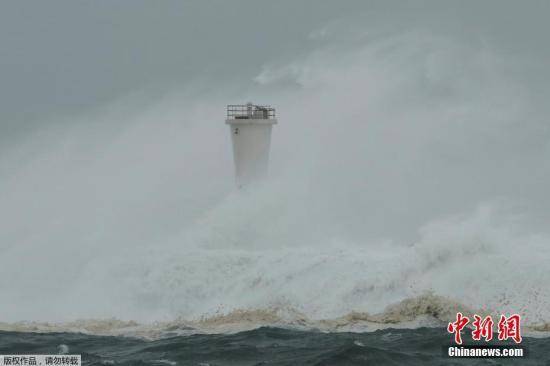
xmin=1 ymin=0 xmax=549 ymax=142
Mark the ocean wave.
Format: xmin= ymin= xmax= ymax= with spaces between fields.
xmin=2 ymin=293 xmax=548 ymax=339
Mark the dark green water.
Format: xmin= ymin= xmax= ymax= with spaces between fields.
xmin=1 ymin=327 xmax=548 ymax=365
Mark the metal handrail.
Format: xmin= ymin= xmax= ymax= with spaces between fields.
xmin=227 ymin=104 xmax=276 ymax=119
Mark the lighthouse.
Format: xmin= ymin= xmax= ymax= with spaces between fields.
xmin=226 ymin=103 xmax=277 ymax=187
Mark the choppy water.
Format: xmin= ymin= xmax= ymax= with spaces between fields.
xmin=1 ymin=327 xmax=549 ymax=365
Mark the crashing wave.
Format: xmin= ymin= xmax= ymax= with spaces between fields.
xmin=1 ymin=293 xmax=548 ymax=339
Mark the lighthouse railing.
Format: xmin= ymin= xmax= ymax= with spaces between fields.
xmin=227 ymin=104 xmax=276 ymax=120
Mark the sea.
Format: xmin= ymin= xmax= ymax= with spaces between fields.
xmin=1 ymin=327 xmax=549 ymax=365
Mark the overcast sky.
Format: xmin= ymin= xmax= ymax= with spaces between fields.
xmin=1 ymin=0 xmax=549 ymax=142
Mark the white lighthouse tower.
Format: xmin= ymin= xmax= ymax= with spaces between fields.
xmin=226 ymin=103 xmax=277 ymax=187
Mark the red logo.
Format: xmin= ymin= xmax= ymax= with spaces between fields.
xmin=498 ymin=314 xmax=522 ymax=344
xmin=448 ymin=313 xmax=522 ymax=345
xmin=447 ymin=312 xmax=470 ymax=344
xmin=472 ymin=315 xmax=494 ymax=341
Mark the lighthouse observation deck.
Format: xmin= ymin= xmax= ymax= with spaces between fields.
xmin=227 ymin=104 xmax=276 ymax=120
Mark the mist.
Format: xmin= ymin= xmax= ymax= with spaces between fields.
xmin=1 ymin=2 xmax=549 ymax=326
